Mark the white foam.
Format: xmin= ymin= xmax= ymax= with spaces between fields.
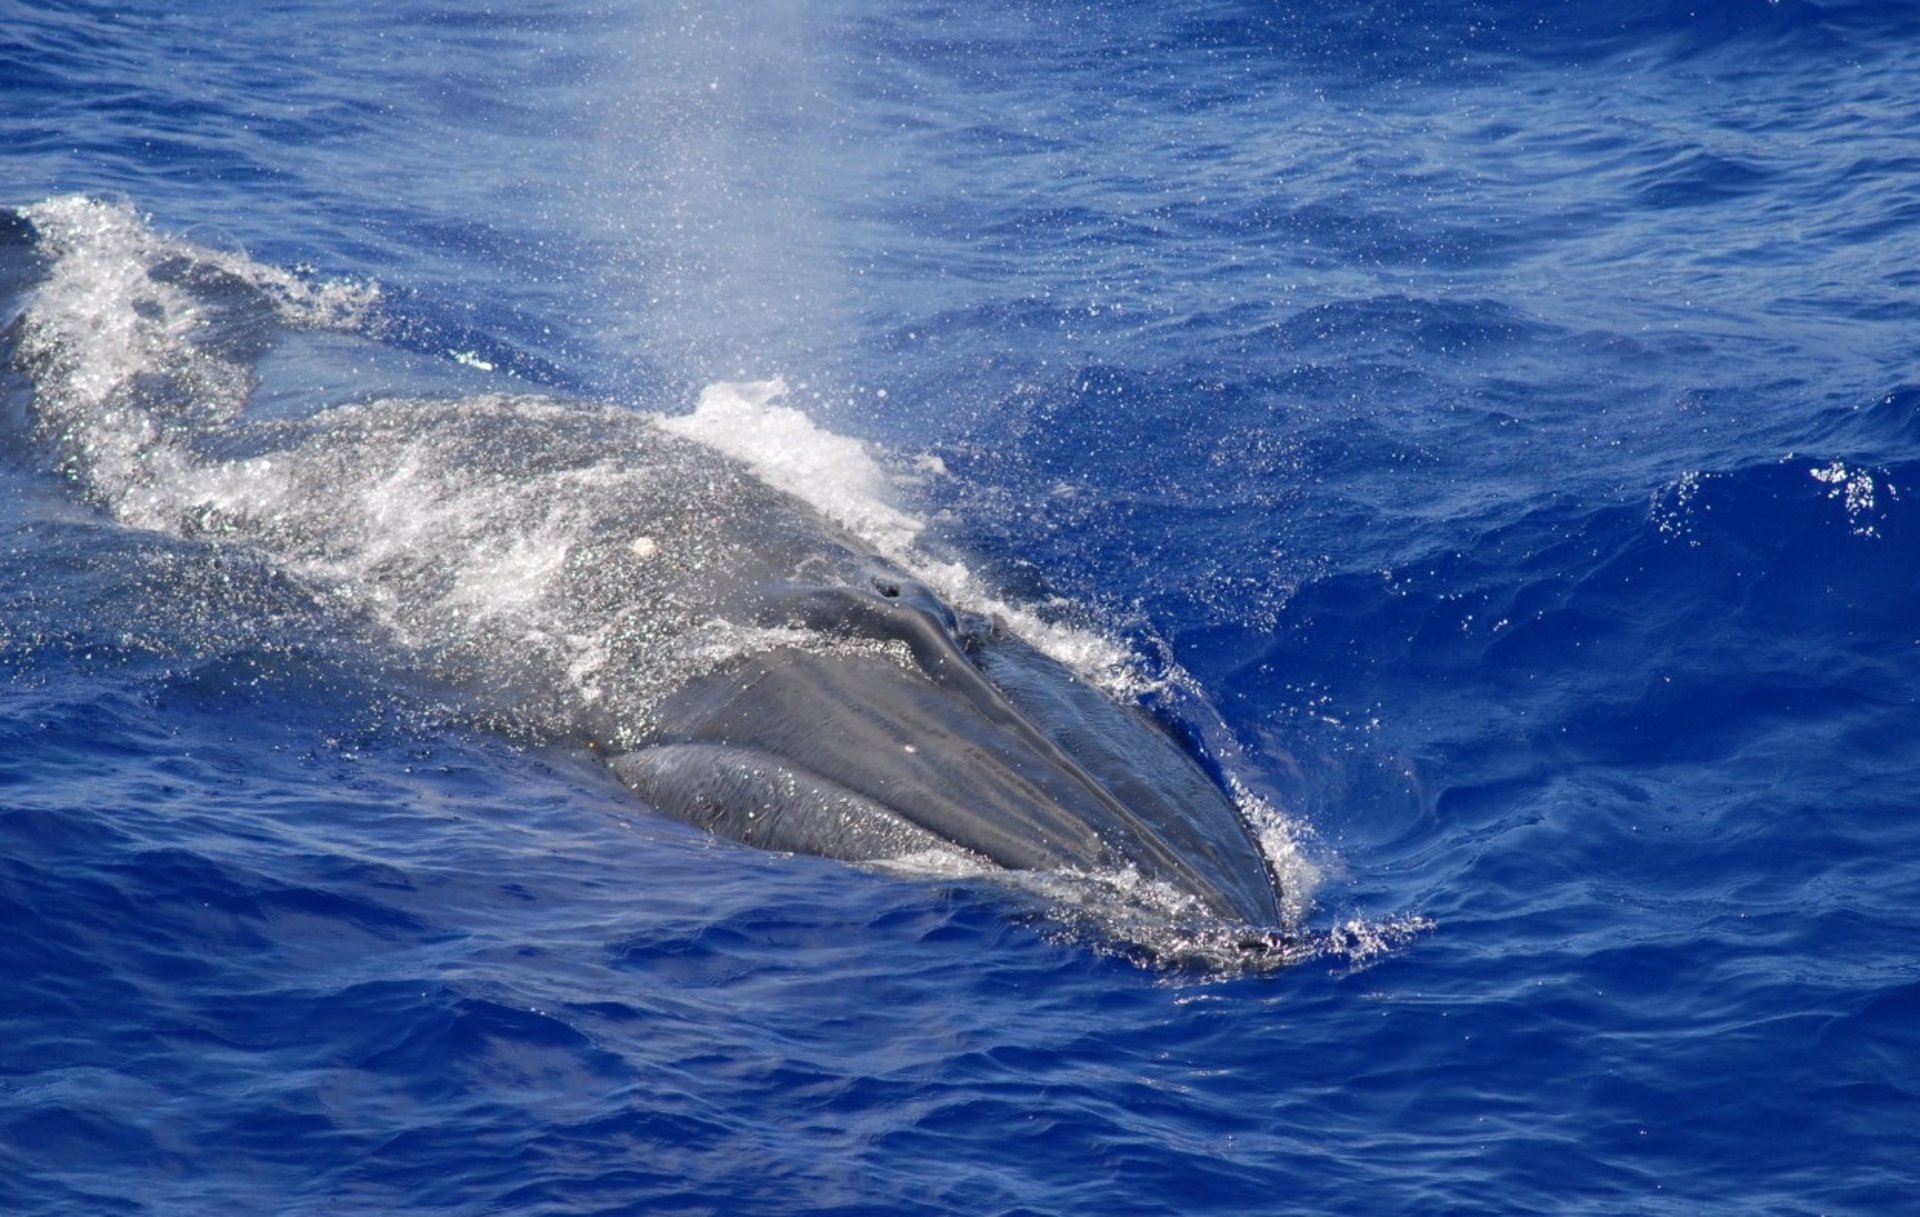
xmin=17 ymin=195 xmax=377 ymax=526
xmin=1223 ymin=773 xmax=1322 ymax=924
xmin=23 ymin=195 xmax=377 ymax=344
xmin=657 ymin=377 xmax=1144 ymax=693
xmin=656 ymin=378 xmax=924 ymax=556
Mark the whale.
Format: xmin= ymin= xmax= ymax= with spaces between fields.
xmin=2 ymin=197 xmax=1286 ymax=932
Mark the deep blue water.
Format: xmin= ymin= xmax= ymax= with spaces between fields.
xmin=5 ymin=1 xmax=1919 ymax=1213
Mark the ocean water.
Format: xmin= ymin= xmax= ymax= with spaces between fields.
xmin=3 ymin=1 xmax=1918 ymax=1213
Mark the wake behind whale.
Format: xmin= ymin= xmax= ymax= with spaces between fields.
xmin=4 ymin=197 xmax=1309 ymax=963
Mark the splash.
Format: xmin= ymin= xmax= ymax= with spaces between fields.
xmin=1809 ymin=458 xmax=1898 ymax=538
xmin=658 ymin=377 xmax=923 ymax=557
xmin=659 ymin=378 xmax=1148 ymax=695
xmin=15 ymin=196 xmax=377 ymax=528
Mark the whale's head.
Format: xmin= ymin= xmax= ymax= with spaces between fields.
xmin=608 ymin=568 xmax=1286 ymax=930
